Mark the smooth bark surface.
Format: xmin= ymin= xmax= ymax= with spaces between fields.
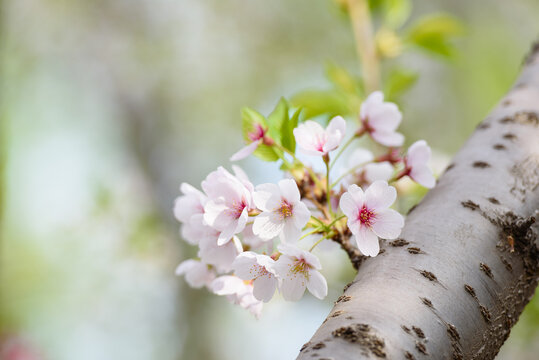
xmin=298 ymin=47 xmax=539 ymax=360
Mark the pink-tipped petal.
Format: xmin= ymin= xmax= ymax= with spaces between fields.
xmin=230 ymin=139 xmax=262 ymax=161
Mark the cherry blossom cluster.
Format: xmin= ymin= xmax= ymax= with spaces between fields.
xmin=174 ymin=91 xmax=435 ymax=317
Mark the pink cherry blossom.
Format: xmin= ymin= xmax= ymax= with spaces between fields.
xmin=175 ymin=259 xmax=216 ymax=289
xmin=198 ymin=234 xmax=243 ymax=272
xmin=212 ymin=275 xmax=263 ymax=318
xmin=339 ymin=181 xmax=404 ymax=257
xmin=173 ymin=183 xmax=207 ymax=245
xmin=273 ymin=244 xmax=327 ymax=301
xmin=360 ymin=91 xmax=404 ymax=147
xmin=404 ymin=140 xmax=435 ymax=188
xmin=232 ymin=251 xmax=278 ymax=302
xmin=252 ymin=179 xmax=310 ymax=242
xmin=230 ymin=123 xmax=270 ymax=161
xmin=293 ymin=116 xmax=346 ymax=156
xmin=202 ymin=167 xmax=254 ymax=245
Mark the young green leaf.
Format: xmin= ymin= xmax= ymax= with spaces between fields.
xmin=281 ymin=107 xmax=301 ymax=153
xmin=384 ymin=68 xmax=418 ymax=100
xmin=405 ymin=13 xmax=465 ymax=59
xmin=291 ymin=89 xmax=351 ymax=119
xmin=383 ymin=0 xmax=412 ymax=29
xmin=266 ymin=98 xmax=288 ymax=145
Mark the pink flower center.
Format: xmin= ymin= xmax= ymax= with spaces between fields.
xmin=314 ymin=133 xmax=327 ymax=152
xmin=249 ymin=264 xmax=272 ymax=280
xmin=248 ymin=124 xmax=266 ymax=142
xmin=229 ymin=199 xmax=247 ymax=219
xmin=358 ymin=206 xmax=376 ymax=227
xmin=278 ymin=200 xmax=294 ymax=219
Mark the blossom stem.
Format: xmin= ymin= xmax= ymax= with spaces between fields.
xmin=309 ymin=232 xmax=335 ymax=252
xmin=389 ymin=168 xmax=410 ymax=184
xmin=329 ymin=135 xmax=356 ymax=171
xmin=327 ymin=214 xmax=346 ymax=229
xmin=324 ymin=156 xmax=334 ymax=216
xmin=310 ymin=215 xmax=327 ymax=228
xmin=299 ymin=227 xmax=324 ymax=241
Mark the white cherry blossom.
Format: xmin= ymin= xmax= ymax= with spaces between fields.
xmin=175 ymin=259 xmax=215 ymax=289
xmin=198 ymin=234 xmax=243 ymax=272
xmin=202 ymin=167 xmax=254 ymax=245
xmin=405 ymin=140 xmax=435 ymax=188
xmin=252 ymin=179 xmax=310 ymax=242
xmin=293 ymin=116 xmax=346 ymax=156
xmin=173 ymin=183 xmax=207 ymax=245
xmin=339 ymin=181 xmax=404 ymax=257
xmin=232 ymin=252 xmax=278 ymax=302
xmin=273 ymin=244 xmax=328 ymax=301
xmin=360 ymin=91 xmax=404 ymax=147
xmin=212 ymin=275 xmax=263 ymax=318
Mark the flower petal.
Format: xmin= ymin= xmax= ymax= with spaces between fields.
xmin=339 ymin=190 xmax=359 ymax=219
xmin=253 ymin=275 xmax=278 ymax=302
xmin=365 ymin=180 xmax=396 ymax=210
xmin=292 ymin=201 xmax=311 ymax=229
xmin=281 ymin=220 xmax=301 ymax=243
xmin=253 ymin=211 xmax=285 ymax=240
xmin=355 ymin=227 xmax=380 ymax=257
xmin=406 ymin=140 xmax=430 ymax=168
xmin=230 ymin=140 xmax=262 ymax=161
xmin=410 ymin=166 xmax=436 ymax=189
xmin=371 ymin=208 xmax=404 ymax=240
xmin=232 ymin=251 xmax=257 ymax=280
xmin=280 ymin=274 xmax=307 ymax=302
xmin=306 ymin=270 xmax=328 ymax=300
xmin=371 ymin=130 xmax=404 ymax=147
xmin=278 ymin=179 xmax=301 ymax=204
xmin=253 ymin=183 xmax=281 ymax=211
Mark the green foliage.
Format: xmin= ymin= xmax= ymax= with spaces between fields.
xmin=291 ymin=89 xmax=351 ymax=120
xmin=405 ymin=14 xmax=465 ymax=59
xmin=240 ymin=99 xmax=301 ymax=161
xmin=384 ymin=68 xmax=418 ymax=101
xmin=383 ymin=0 xmax=412 ymax=29
xmin=241 ymin=107 xmax=281 ymax=162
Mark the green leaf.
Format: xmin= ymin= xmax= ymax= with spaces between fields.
xmin=281 ymin=107 xmax=301 ymax=153
xmin=405 ymin=14 xmax=465 ymax=58
xmin=325 ymin=62 xmax=363 ymax=97
xmin=241 ymin=107 xmax=266 ymax=142
xmin=291 ymin=90 xmax=351 ymax=119
xmin=240 ymin=107 xmax=282 ymax=162
xmin=266 ymin=98 xmax=288 ymax=145
xmin=384 ymin=68 xmax=418 ymax=100
xmin=384 ymin=0 xmax=412 ymax=29
xmin=253 ymin=144 xmax=282 ymax=162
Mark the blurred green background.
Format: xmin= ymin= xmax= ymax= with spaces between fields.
xmin=1 ymin=0 xmax=539 ymax=359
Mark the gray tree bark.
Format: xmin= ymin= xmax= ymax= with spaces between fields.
xmin=297 ymin=46 xmax=539 ymax=360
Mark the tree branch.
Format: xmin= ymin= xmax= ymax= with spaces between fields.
xmin=297 ymin=45 xmax=539 ymax=360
